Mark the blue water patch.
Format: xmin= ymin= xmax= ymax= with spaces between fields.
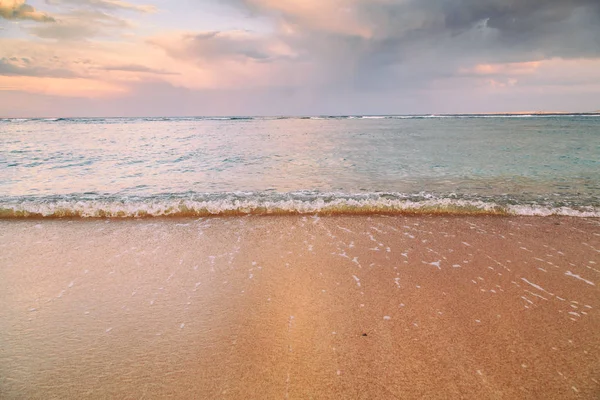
xmin=0 ymin=115 xmax=598 ymax=215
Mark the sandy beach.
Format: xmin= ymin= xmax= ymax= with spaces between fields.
xmin=1 ymin=215 xmax=598 ymax=399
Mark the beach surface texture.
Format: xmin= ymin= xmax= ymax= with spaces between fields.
xmin=1 ymin=215 xmax=598 ymax=399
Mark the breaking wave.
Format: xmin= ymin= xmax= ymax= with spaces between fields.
xmin=1 ymin=192 xmax=598 ymax=219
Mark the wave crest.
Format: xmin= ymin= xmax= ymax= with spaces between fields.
xmin=1 ymin=192 xmax=598 ymax=219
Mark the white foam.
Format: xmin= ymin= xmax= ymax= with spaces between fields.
xmin=525 ymin=290 xmax=548 ymax=301
xmin=508 ymin=204 xmax=600 ymax=217
xmin=423 ymin=260 xmax=441 ymax=269
xmin=565 ymin=271 xmax=595 ymax=286
xmin=3 ymin=190 xmax=599 ymax=219
xmin=521 ymin=296 xmax=534 ymax=305
xmin=5 ymin=193 xmax=600 ymax=218
xmin=521 ymin=278 xmax=553 ymax=295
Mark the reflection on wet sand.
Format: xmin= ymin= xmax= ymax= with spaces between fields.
xmin=1 ymin=216 xmax=599 ymax=398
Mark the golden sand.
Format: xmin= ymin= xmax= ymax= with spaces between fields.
xmin=1 ymin=216 xmax=599 ymax=399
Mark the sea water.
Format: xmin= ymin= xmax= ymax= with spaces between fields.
xmin=1 ymin=115 xmax=599 ymax=217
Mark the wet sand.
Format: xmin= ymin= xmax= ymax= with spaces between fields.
xmin=0 ymin=215 xmax=599 ymax=399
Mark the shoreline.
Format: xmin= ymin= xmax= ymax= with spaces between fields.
xmin=1 ymin=215 xmax=599 ymax=398
xmin=1 ymin=209 xmax=599 ymax=219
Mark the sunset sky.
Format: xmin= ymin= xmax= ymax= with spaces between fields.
xmin=1 ymin=0 xmax=599 ymax=117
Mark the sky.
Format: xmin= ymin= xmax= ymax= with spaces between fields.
xmin=1 ymin=0 xmax=599 ymax=117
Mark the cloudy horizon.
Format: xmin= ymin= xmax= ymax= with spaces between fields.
xmin=1 ymin=0 xmax=599 ymax=117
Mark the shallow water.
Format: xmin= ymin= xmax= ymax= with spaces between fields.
xmin=1 ymin=115 xmax=599 ymax=216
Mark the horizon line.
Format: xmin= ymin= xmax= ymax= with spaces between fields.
xmin=3 ymin=111 xmax=600 ymax=119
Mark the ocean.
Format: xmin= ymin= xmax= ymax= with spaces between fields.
xmin=2 ymin=114 xmax=600 ymax=398
xmin=1 ymin=114 xmax=599 ymax=217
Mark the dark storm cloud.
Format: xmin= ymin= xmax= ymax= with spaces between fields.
xmin=362 ymin=0 xmax=600 ymax=60
xmin=439 ymin=0 xmax=596 ymax=32
xmin=151 ymin=0 xmax=590 ymax=101
xmin=221 ymin=0 xmax=600 ymax=71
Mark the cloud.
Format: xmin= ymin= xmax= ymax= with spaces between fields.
xmin=222 ymin=0 xmax=600 ymax=68
xmin=176 ymin=0 xmax=598 ymax=99
xmin=0 ymin=75 xmax=128 ymax=97
xmin=234 ymin=0 xmax=371 ymax=37
xmin=3 ymin=72 xmax=600 ymax=118
xmin=148 ymin=30 xmax=296 ymax=64
xmin=100 ymin=64 xmax=178 ymax=75
xmin=45 ymin=0 xmax=157 ymax=13
xmin=139 ymin=0 xmax=600 ymax=114
xmin=147 ymin=30 xmax=308 ymax=89
xmin=0 ymin=56 xmax=77 ymax=77
xmin=2 ymin=0 xmax=600 ymax=115
xmin=459 ymin=61 xmax=542 ymax=78
xmin=0 ymin=0 xmax=54 ymax=22
xmin=0 ymin=36 xmax=174 ymax=97
xmin=27 ymin=9 xmax=132 ymax=40
xmin=19 ymin=0 xmax=156 ymax=40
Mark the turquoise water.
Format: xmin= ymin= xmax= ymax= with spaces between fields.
xmin=1 ymin=115 xmax=599 ymax=217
